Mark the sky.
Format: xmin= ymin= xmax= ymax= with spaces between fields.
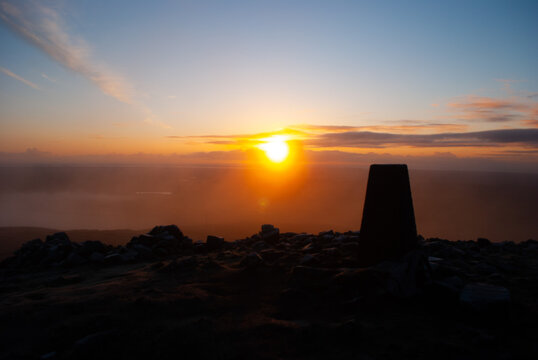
xmin=0 ymin=0 xmax=537 ymax=171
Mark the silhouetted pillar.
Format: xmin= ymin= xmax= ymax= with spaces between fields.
xmin=358 ymin=164 xmax=417 ymax=266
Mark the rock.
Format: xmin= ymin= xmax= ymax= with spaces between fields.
xmin=40 ymin=351 xmax=57 ymax=359
xmin=45 ymin=232 xmax=70 ymax=246
xmin=318 ymin=230 xmax=334 ymax=237
xmin=332 ymin=268 xmax=389 ymax=297
xmin=299 ymin=254 xmax=318 ymax=266
xmin=71 ymin=329 xmax=117 ymax=358
xmin=358 ymin=164 xmax=418 ymax=266
xmin=438 ymin=246 xmax=465 ymax=258
xmin=89 ymin=252 xmax=105 ymax=263
xmin=120 ymin=250 xmax=138 ymax=262
xmin=289 ymin=266 xmax=339 ymax=289
xmin=428 ymin=275 xmax=464 ymax=302
xmin=474 ymin=262 xmax=498 ymax=275
xmin=240 ymin=252 xmax=263 ymax=268
xmin=149 ymin=225 xmax=183 ymax=240
xmin=128 ymin=225 xmax=191 ymax=255
xmin=373 ymin=250 xmax=432 ymax=297
xmin=460 ymin=283 xmax=511 ymax=311
xmin=261 ymin=224 xmax=276 ymax=232
xmin=78 ymin=240 xmax=106 ymax=256
xmin=46 ymin=243 xmax=73 ymax=263
xmin=162 ymin=256 xmax=198 ymax=272
xmin=49 ymin=274 xmax=84 ymax=287
xmin=260 ymin=224 xmax=279 ymax=243
xmin=428 ymin=256 xmax=443 ymax=270
xmin=259 ymin=249 xmax=285 ymax=262
xmin=334 ymin=235 xmax=348 ymax=242
xmin=152 ymin=247 xmax=169 ymax=257
xmin=340 ymin=242 xmax=359 ymax=253
xmin=130 ymin=234 xmax=157 ymax=248
xmin=252 ymin=240 xmax=270 ymax=252
xmin=279 ymin=288 xmax=310 ymax=309
xmin=206 ymin=235 xmax=225 ymax=251
xmin=477 ymin=238 xmax=491 ymax=247
xmin=194 ymin=241 xmax=208 ymax=254
xmin=66 ymin=252 xmax=88 ymax=267
xmin=301 ymin=243 xmax=315 ymax=252
xmin=132 ymin=244 xmax=152 ymax=259
xmin=103 ymin=253 xmax=122 ymax=265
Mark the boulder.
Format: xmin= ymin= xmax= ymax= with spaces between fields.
xmin=459 ymin=283 xmax=511 ymax=311
xmin=89 ymin=252 xmax=105 ymax=263
xmin=45 ymin=232 xmax=70 ymax=246
xmin=240 ymin=252 xmax=263 ymax=268
xmin=252 ymin=240 xmax=270 ymax=252
xmin=206 ymin=235 xmax=225 ymax=251
xmin=259 ymin=249 xmax=285 ymax=262
xmin=103 ymin=253 xmax=123 ymax=265
xmin=260 ymin=224 xmax=279 ymax=243
xmin=149 ymin=225 xmax=183 ymax=240
xmin=289 ymin=266 xmax=339 ymax=289
xmin=372 ymin=250 xmax=432 ymax=297
xmin=78 ymin=241 xmax=106 ymax=256
xmin=66 ymin=252 xmax=88 ymax=267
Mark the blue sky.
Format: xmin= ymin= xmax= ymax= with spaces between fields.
xmin=0 ymin=0 xmax=537 ymax=166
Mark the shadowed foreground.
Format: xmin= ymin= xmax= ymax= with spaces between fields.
xmin=1 ymin=226 xmax=538 ymax=359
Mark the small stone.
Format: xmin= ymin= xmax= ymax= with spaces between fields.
xmin=460 ymin=283 xmax=511 ymax=310
xmin=260 ymin=224 xmax=279 ymax=243
xmin=261 ymin=224 xmax=275 ymax=232
xmin=40 ymin=351 xmax=57 ymax=359
xmin=120 ymin=250 xmax=138 ymax=262
xmin=45 ymin=232 xmax=70 ymax=245
xmin=89 ymin=252 xmax=105 ymax=263
xmin=474 ymin=262 xmax=498 ymax=275
xmin=206 ymin=235 xmax=225 ymax=251
xmin=132 ymin=244 xmax=152 ymax=259
xmin=252 ymin=240 xmax=270 ymax=252
xmin=78 ymin=241 xmax=106 ymax=256
xmin=103 ymin=253 xmax=122 ymax=265
xmin=66 ymin=252 xmax=88 ymax=267
xmin=149 ymin=225 xmax=184 ymax=240
xmin=289 ymin=266 xmax=339 ymax=289
xmin=259 ymin=249 xmax=285 ymax=262
xmin=240 ymin=252 xmax=263 ymax=268
xmin=299 ymin=254 xmax=317 ymax=266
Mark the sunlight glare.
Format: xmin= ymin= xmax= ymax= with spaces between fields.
xmin=258 ymin=136 xmax=290 ymax=163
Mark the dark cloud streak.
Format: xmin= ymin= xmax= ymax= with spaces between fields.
xmin=309 ymin=128 xmax=538 ymax=148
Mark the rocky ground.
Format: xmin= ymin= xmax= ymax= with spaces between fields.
xmin=1 ymin=225 xmax=537 ymax=360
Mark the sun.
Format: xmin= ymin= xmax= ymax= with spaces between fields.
xmin=258 ymin=135 xmax=290 ymax=163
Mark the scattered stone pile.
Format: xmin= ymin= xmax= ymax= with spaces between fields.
xmin=2 ymin=224 xmax=538 ymax=359
xmin=0 ymin=225 xmax=193 ymax=269
xmin=2 ymin=224 xmax=537 ymax=310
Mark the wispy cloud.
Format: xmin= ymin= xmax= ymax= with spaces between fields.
xmin=448 ymin=95 xmax=534 ymax=123
xmin=41 ymin=73 xmax=56 ymax=83
xmin=0 ymin=0 xmax=132 ymax=103
xmin=292 ymin=122 xmax=469 ymax=134
xmin=0 ymin=66 xmax=39 ymax=89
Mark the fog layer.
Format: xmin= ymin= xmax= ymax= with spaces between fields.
xmin=0 ymin=166 xmax=536 ymax=243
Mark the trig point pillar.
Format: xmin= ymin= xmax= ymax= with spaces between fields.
xmin=358 ymin=164 xmax=418 ymax=266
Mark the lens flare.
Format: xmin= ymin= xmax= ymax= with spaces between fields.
xmin=258 ymin=136 xmax=290 ymax=163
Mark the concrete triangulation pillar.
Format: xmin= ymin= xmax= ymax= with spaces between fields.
xmin=358 ymin=164 xmax=418 ymax=266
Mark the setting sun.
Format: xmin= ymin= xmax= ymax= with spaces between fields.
xmin=258 ymin=136 xmax=290 ymax=163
